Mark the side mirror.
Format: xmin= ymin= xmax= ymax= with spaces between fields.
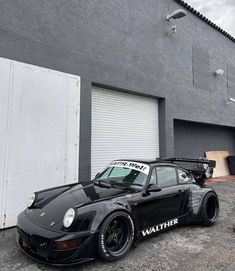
xmin=147 ymin=184 xmax=161 ymax=192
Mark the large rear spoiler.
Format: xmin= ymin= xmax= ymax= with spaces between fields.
xmin=160 ymin=157 xmax=216 ymax=168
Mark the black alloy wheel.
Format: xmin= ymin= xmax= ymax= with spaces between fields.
xmin=98 ymin=211 xmax=134 ymax=261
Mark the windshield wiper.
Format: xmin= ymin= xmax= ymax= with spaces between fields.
xmin=93 ymin=180 xmax=111 ymax=188
xmin=109 ymin=181 xmax=136 ymax=190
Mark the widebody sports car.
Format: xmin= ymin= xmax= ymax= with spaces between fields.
xmin=17 ymin=158 xmax=219 ymax=266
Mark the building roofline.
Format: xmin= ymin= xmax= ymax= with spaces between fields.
xmin=174 ymin=0 xmax=235 ymax=43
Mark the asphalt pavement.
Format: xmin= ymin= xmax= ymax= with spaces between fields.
xmin=0 ymin=181 xmax=234 ymax=271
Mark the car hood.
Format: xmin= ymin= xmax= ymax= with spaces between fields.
xmin=25 ymin=182 xmax=133 ymax=231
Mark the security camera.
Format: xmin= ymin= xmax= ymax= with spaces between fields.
xmin=167 ymin=25 xmax=177 ymax=35
xmin=171 ymin=25 xmax=177 ymax=33
xmin=215 ymin=69 xmax=224 ymax=76
xmin=166 ymin=9 xmax=187 ymax=21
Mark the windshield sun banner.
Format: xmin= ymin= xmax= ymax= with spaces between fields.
xmin=109 ymin=160 xmax=150 ymax=175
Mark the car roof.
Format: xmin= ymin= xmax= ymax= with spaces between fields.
xmin=113 ymin=158 xmax=178 ymax=167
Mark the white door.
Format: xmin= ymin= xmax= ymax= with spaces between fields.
xmin=0 ymin=58 xmax=80 ymax=228
xmin=91 ymin=87 xmax=159 ymax=178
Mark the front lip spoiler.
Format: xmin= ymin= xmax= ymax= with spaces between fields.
xmin=17 ymin=210 xmax=99 ymax=266
xmin=16 ymin=231 xmax=95 ymax=267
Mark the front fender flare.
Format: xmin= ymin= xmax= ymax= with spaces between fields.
xmin=89 ymin=201 xmax=133 ymax=231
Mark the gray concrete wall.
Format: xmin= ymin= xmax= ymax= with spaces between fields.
xmin=0 ymin=0 xmax=235 ymax=179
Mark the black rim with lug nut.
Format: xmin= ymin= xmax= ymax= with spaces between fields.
xmin=105 ymin=216 xmax=130 ymax=255
xmin=98 ymin=212 xmax=134 ymax=260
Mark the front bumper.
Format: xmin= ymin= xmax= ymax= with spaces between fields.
xmin=16 ymin=212 xmax=98 ymax=266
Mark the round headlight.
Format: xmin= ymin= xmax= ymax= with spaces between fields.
xmin=27 ymin=193 xmax=36 ymax=208
xmin=63 ymin=208 xmax=75 ymax=228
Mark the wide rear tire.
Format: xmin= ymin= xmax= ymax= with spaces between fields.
xmin=201 ymin=192 xmax=219 ymax=226
xmin=98 ymin=211 xmax=134 ymax=261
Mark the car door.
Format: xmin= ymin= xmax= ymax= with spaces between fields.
xmin=135 ymin=166 xmax=188 ymax=230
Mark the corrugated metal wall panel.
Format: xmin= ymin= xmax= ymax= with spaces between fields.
xmin=91 ymin=87 xmax=159 ymax=178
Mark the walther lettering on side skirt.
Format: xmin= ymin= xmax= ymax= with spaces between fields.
xmin=142 ymin=218 xmax=178 ymax=237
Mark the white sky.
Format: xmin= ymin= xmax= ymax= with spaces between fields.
xmin=185 ymin=0 xmax=235 ymax=37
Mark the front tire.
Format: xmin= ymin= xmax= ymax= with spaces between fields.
xmin=201 ymin=192 xmax=219 ymax=226
xmin=98 ymin=211 xmax=134 ymax=261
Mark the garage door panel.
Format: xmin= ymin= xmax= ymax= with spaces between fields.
xmin=174 ymin=120 xmax=235 ymax=158
xmin=91 ymin=87 xmax=159 ymax=178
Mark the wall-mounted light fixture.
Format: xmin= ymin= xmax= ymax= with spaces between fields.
xmin=226 ymin=97 xmax=235 ymax=105
xmin=166 ymin=9 xmax=187 ymax=21
xmin=166 ymin=9 xmax=187 ymax=35
xmin=215 ymin=69 xmax=225 ymax=76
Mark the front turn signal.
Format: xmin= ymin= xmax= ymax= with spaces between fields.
xmin=56 ymin=239 xmax=81 ymax=250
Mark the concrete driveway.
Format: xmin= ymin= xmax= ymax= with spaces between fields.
xmin=0 ymin=181 xmax=234 ymax=271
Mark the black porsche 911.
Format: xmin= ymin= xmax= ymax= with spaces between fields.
xmin=16 ymin=158 xmax=219 ymax=266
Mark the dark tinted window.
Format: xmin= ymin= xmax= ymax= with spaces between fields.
xmin=156 ymin=167 xmax=177 ymax=187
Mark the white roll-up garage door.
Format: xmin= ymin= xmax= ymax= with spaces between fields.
xmin=91 ymin=87 xmax=159 ymax=178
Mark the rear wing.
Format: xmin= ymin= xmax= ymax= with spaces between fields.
xmin=160 ymin=157 xmax=216 ymax=182
xmin=160 ymin=157 xmax=216 ymax=168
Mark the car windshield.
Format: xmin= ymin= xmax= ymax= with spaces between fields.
xmin=94 ymin=160 xmax=150 ymax=188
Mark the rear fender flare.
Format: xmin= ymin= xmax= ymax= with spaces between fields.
xmin=188 ymin=186 xmax=215 ymax=217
